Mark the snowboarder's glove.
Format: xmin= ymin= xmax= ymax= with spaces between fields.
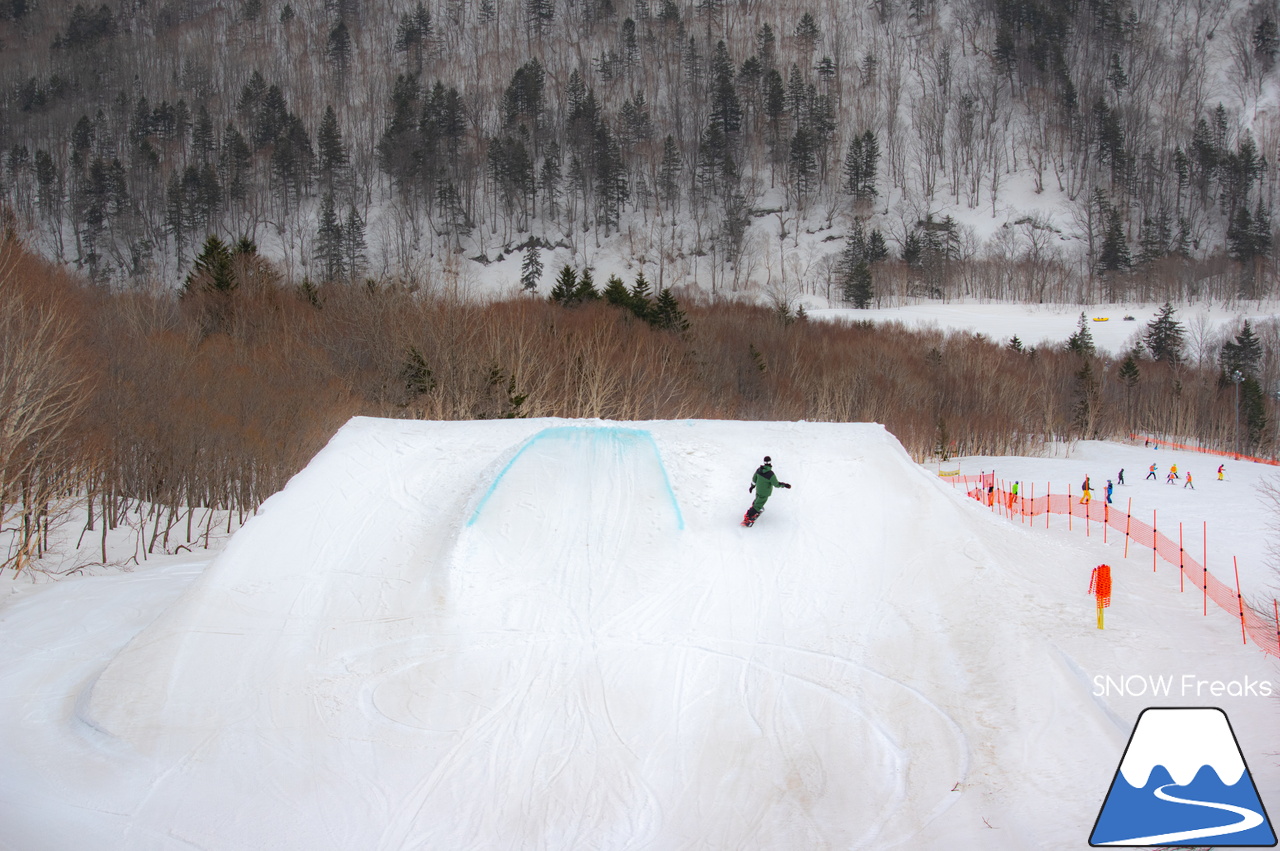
xmin=783 ymin=483 xmax=791 ymax=488
xmin=749 ymin=484 xmax=755 ymax=492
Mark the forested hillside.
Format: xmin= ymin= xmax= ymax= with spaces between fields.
xmin=2 ymin=0 xmax=1279 ymax=303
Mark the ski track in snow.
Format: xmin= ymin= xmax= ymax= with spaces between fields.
xmin=0 ymin=418 xmax=1277 ymax=849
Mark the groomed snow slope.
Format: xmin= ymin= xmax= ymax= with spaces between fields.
xmin=0 ymin=418 xmax=1276 ymax=850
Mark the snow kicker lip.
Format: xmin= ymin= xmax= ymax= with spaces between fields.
xmin=466 ymin=425 xmax=684 ymax=530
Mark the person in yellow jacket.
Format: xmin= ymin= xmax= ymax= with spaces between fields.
xmin=1080 ymin=475 xmax=1092 ymax=503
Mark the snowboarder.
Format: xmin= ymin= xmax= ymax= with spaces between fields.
xmin=1170 ymin=463 xmax=1179 ymax=479
xmin=1080 ymin=476 xmax=1092 ymax=504
xmin=743 ymin=456 xmax=791 ymax=526
xmin=1146 ymin=463 xmax=1157 ymax=480
xmin=1166 ymin=469 xmax=1176 ymax=484
xmin=1008 ymin=480 xmax=1019 ymax=510
xmin=1218 ymin=464 xmax=1225 ymax=481
xmin=1105 ymin=480 xmax=1114 ymax=504
xmin=1184 ymin=471 xmax=1194 ymax=489
xmin=1117 ymin=468 xmax=1125 ymax=485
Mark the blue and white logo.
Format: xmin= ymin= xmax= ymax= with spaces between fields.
xmin=1090 ymin=707 xmax=1276 ymax=846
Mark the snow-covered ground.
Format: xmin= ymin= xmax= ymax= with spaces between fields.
xmin=951 ymin=438 xmax=1280 ymax=599
xmin=811 ymin=300 xmax=1280 ymax=358
xmin=0 ymin=417 xmax=1277 ymax=849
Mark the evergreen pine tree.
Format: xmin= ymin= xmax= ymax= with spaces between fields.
xmin=866 ymin=227 xmax=888 ymax=263
xmin=400 ymin=345 xmax=437 ymax=399
xmin=1144 ymin=301 xmax=1185 ymax=365
xmin=1066 ymin=312 xmax=1096 ymax=357
xmin=696 ymin=120 xmax=734 ymax=195
xmin=603 ymin=274 xmax=630 ymax=307
xmin=1119 ymin=352 xmax=1141 ymax=386
xmin=549 ymin=264 xmax=579 ymax=304
xmin=1119 ymin=350 xmax=1141 ymax=428
xmin=573 ymin=268 xmax=599 ymax=301
xmin=316 ymin=192 xmax=345 ymax=282
xmin=540 ymin=142 xmax=561 ymax=220
xmin=1252 ymin=198 xmax=1272 ymax=257
xmin=326 ymin=20 xmax=352 ymax=75
xmin=902 ymin=230 xmax=923 ymax=267
xmin=630 ymin=272 xmax=653 ymax=320
xmin=1008 ymin=334 xmax=1024 ymax=353
xmin=789 ymin=126 xmax=817 ymax=198
xmin=794 ymin=12 xmax=820 ymax=60
xmin=1098 ymin=205 xmax=1131 ymax=272
xmin=342 ymin=205 xmax=366 ymax=280
xmin=1228 ymin=203 xmax=1256 ymax=261
xmin=184 ymin=234 xmax=236 ymax=295
xmin=1256 ymin=15 xmax=1280 ymax=70
xmin=520 ymin=243 xmax=543 ymax=291
xmin=192 ymin=105 xmax=216 ymax=163
xmin=1221 ymin=320 xmax=1263 ymax=380
xmin=859 ymin=130 xmax=879 ymax=199
xmin=842 ymin=134 xmax=864 ymax=197
xmin=1242 ymin=377 xmax=1268 ymax=447
xmin=843 ymin=261 xmax=873 ymax=308
xmin=1072 ymin=359 xmax=1100 ymax=437
xmin=1136 ymin=211 xmax=1170 ymax=267
xmin=756 ymin=22 xmax=776 ymax=67
xmin=298 ymin=277 xmax=321 ymax=309
xmin=317 ymin=105 xmax=349 ymax=196
xmin=709 ymin=40 xmax=742 ymax=135
xmin=651 ymin=287 xmax=689 ymax=330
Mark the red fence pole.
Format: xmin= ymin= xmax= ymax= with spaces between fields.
xmin=1234 ymin=557 xmax=1247 ymax=645
xmin=1124 ymin=498 xmax=1132 ymax=559
xmin=1203 ymin=522 xmax=1208 ymax=616
xmin=1046 ymin=484 xmax=1050 ymax=529
xmin=1179 ymin=522 xmax=1184 ymax=592
xmin=1153 ymin=510 xmax=1157 ymax=572
xmin=1069 ymin=484 xmax=1073 ymax=531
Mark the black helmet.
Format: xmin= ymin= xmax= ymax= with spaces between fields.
xmin=763 ymin=455 xmax=771 ymax=463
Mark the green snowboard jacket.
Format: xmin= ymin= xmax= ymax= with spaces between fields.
xmin=751 ymin=464 xmax=788 ymax=500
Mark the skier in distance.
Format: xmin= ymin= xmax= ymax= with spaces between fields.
xmin=743 ymin=456 xmax=791 ymax=526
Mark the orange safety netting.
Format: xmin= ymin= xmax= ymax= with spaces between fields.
xmin=1130 ymin=433 xmax=1280 ymax=467
xmin=1089 ymin=564 xmax=1112 ymax=608
xmin=945 ymin=473 xmax=1280 ymax=659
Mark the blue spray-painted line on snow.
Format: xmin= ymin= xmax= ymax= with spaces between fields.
xmin=648 ymin=430 xmax=686 ymax=530
xmin=466 ymin=426 xmax=684 ymax=529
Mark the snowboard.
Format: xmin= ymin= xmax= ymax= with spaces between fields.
xmin=741 ymin=508 xmax=761 ymax=527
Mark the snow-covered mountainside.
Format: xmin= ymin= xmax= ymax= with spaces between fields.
xmin=0 ymin=417 xmax=1276 ymax=849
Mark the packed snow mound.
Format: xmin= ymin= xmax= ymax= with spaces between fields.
xmin=2 ymin=417 xmax=1275 ymax=850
